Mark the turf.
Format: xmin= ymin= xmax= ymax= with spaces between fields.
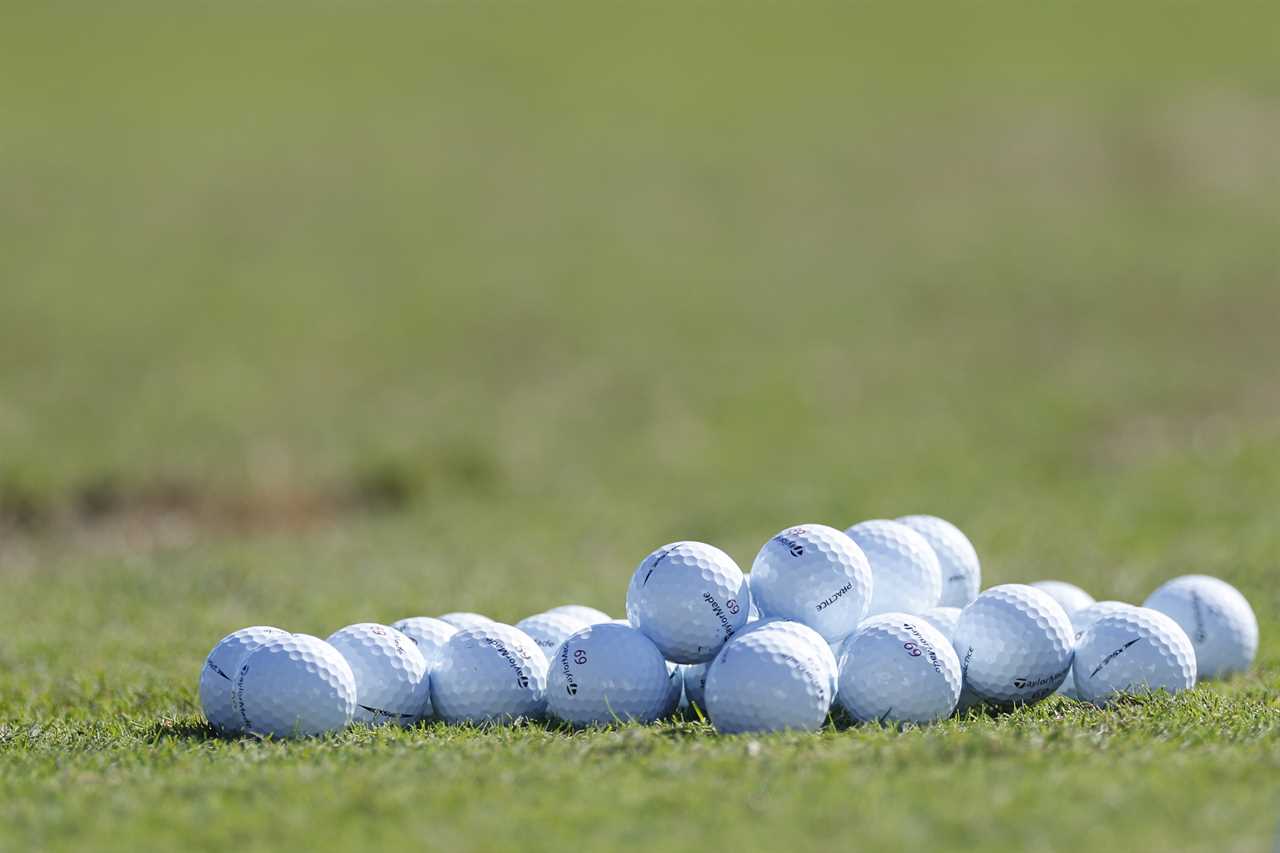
xmin=2 ymin=1 xmax=1279 ymax=850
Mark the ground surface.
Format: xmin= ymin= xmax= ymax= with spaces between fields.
xmin=2 ymin=2 xmax=1279 ymax=851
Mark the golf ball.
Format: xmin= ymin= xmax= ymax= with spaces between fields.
xmin=1054 ymin=600 xmax=1135 ymax=700
xmin=233 ymin=634 xmax=356 ymax=738
xmin=682 ymin=662 xmax=708 ymax=713
xmin=1143 ymin=575 xmax=1258 ymax=679
xmin=749 ymin=524 xmax=873 ymax=643
xmin=837 ymin=613 xmax=961 ymax=725
xmin=545 ymin=605 xmax=613 ymax=625
xmin=515 ymin=611 xmax=591 ymax=657
xmin=390 ymin=616 xmax=458 ymax=669
xmin=1072 ymin=607 xmax=1196 ymax=705
xmin=625 ymin=541 xmax=749 ymax=664
xmin=199 ymin=625 xmax=289 ymax=734
xmin=662 ymin=661 xmax=684 ymax=718
xmin=897 ymin=515 xmax=981 ymax=608
xmin=705 ymin=628 xmax=833 ymax=734
xmin=430 ymin=623 xmax=548 ymax=724
xmin=953 ymin=584 xmax=1074 ymax=706
xmin=326 ymin=623 xmax=431 ymax=726
xmin=546 ymin=622 xmax=673 ymax=726
xmin=845 ymin=520 xmax=942 ymax=616
xmin=1030 ymin=581 xmax=1096 ymax=627
xmin=437 ymin=612 xmax=495 ymax=631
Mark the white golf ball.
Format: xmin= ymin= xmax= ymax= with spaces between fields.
xmin=738 ymin=618 xmax=839 ymax=701
xmin=749 ymin=524 xmax=873 ymax=643
xmin=390 ymin=616 xmax=458 ymax=669
xmin=437 ymin=612 xmax=494 ymax=631
xmin=199 ymin=625 xmax=289 ymax=734
xmin=1143 ymin=575 xmax=1258 ymax=679
xmin=1030 ymin=581 xmax=1096 ymax=627
xmin=845 ymin=520 xmax=942 ymax=616
xmin=1072 ymin=607 xmax=1197 ymax=705
xmin=326 ymin=623 xmax=431 ymax=726
xmin=682 ymin=662 xmax=709 ymax=713
xmin=705 ymin=628 xmax=833 ymax=734
xmin=662 ymin=661 xmax=684 ymax=718
xmin=897 ymin=515 xmax=981 ymax=608
xmin=430 ymin=623 xmax=548 ymax=724
xmin=546 ymin=623 xmax=671 ymax=726
xmin=515 ymin=611 xmax=592 ymax=657
xmin=625 ymin=541 xmax=749 ymax=664
xmin=545 ymin=605 xmax=613 ymax=625
xmin=837 ymin=613 xmax=961 ymax=725
xmin=1054 ymin=601 xmax=1135 ymax=700
xmin=233 ymin=634 xmax=356 ymax=738
xmin=953 ymin=584 xmax=1075 ymax=706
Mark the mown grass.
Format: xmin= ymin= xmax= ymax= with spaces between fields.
xmin=2 ymin=1 xmax=1279 ymax=850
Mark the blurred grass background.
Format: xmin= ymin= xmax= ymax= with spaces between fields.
xmin=1 ymin=1 xmax=1278 ymax=849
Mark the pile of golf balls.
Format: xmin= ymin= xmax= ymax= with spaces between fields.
xmin=198 ymin=514 xmax=1260 ymax=738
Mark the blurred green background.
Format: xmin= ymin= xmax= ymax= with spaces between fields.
xmin=1 ymin=2 xmax=1277 ymax=850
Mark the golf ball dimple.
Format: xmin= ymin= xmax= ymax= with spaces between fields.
xmin=896 ymin=515 xmax=981 ymax=608
xmin=626 ymin=541 xmax=749 ymax=664
xmin=845 ymin=520 xmax=942 ymax=617
xmin=837 ymin=613 xmax=961 ymax=725
xmin=1143 ymin=575 xmax=1258 ymax=679
xmin=546 ymin=623 xmax=673 ymax=726
xmin=1030 ymin=581 xmax=1096 ymax=628
xmin=199 ymin=625 xmax=289 ymax=734
xmin=437 ymin=612 xmax=495 ymax=631
xmin=515 ymin=611 xmax=592 ymax=657
xmin=953 ymin=584 xmax=1074 ymax=707
xmin=430 ymin=623 xmax=548 ymax=724
xmin=326 ymin=623 xmax=431 ymax=726
xmin=1072 ymin=607 xmax=1196 ymax=705
xmin=705 ymin=629 xmax=832 ymax=734
xmin=545 ymin=605 xmax=613 ymax=625
xmin=233 ymin=633 xmax=356 ymax=739
xmin=390 ymin=616 xmax=458 ymax=669
xmin=749 ymin=524 xmax=873 ymax=643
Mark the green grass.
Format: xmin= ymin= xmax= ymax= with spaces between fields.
xmin=2 ymin=1 xmax=1279 ymax=850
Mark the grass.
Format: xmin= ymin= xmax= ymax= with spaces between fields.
xmin=2 ymin=1 xmax=1279 ymax=850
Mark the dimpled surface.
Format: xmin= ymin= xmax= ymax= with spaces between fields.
xmin=390 ymin=617 xmax=458 ymax=669
xmin=1144 ymin=575 xmax=1259 ymax=679
xmin=953 ymin=584 xmax=1074 ymax=706
xmin=546 ymin=623 xmax=670 ymax=725
xmin=845 ymin=520 xmax=942 ymax=616
xmin=516 ymin=611 xmax=591 ymax=657
xmin=437 ymin=612 xmax=495 ymax=631
xmin=326 ymin=623 xmax=431 ymax=726
xmin=233 ymin=634 xmax=356 ymax=738
xmin=546 ymin=605 xmax=613 ymax=625
xmin=705 ymin=629 xmax=831 ymax=734
xmin=626 ymin=541 xmax=749 ymax=664
xmin=750 ymin=524 xmax=873 ymax=643
xmin=837 ymin=613 xmax=961 ymax=724
xmin=1073 ymin=607 xmax=1197 ymax=705
xmin=1030 ymin=581 xmax=1097 ymax=627
xmin=199 ymin=626 xmax=289 ymax=734
xmin=682 ymin=662 xmax=709 ymax=712
xmin=739 ymin=618 xmax=839 ymax=700
xmin=1055 ymin=601 xmax=1136 ymax=699
xmin=897 ymin=515 xmax=982 ymax=608
xmin=430 ymin=623 xmax=548 ymax=724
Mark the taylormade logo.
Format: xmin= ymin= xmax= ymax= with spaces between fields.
xmin=702 ymin=592 xmax=736 ymax=639
xmin=485 ymin=637 xmax=531 ymax=689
